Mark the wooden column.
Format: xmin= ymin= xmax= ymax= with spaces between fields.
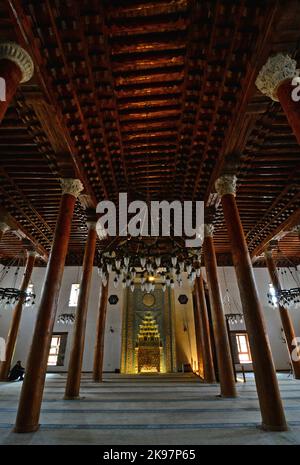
xmin=65 ymin=220 xmax=97 ymax=398
xmin=193 ymin=287 xmax=204 ymax=377
xmin=0 ymin=221 xmax=9 ymax=243
xmin=0 ymin=42 xmax=34 ymax=123
xmin=14 ymin=178 xmax=83 ymax=433
xmin=203 ymin=226 xmax=237 ymax=397
xmin=93 ymin=280 xmax=109 ymax=382
xmin=256 ymin=54 xmax=300 ymax=145
xmin=195 ymin=275 xmax=216 ymax=383
xmin=215 ymin=174 xmax=287 ymax=431
xmin=265 ymin=249 xmax=300 ymax=379
xmin=0 ymin=250 xmax=36 ymax=380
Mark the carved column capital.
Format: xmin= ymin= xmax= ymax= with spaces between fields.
xmin=60 ymin=178 xmax=84 ymax=198
xmin=27 ymin=250 xmax=39 ymax=258
xmin=292 ymin=225 xmax=300 ymax=235
xmin=204 ymin=224 xmax=214 ymax=237
xmin=255 ymin=53 xmax=297 ymax=101
xmin=215 ymin=174 xmax=237 ymax=197
xmin=0 ymin=42 xmax=34 ymax=83
xmin=0 ymin=221 xmax=9 ymax=233
xmin=87 ymin=221 xmax=97 ymax=230
xmin=264 ymin=249 xmax=273 ymax=259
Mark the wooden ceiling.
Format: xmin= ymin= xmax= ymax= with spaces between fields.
xmin=0 ymin=0 xmax=299 ymax=267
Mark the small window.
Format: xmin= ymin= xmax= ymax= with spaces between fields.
xmin=69 ymin=283 xmax=80 ymax=307
xmin=268 ymin=283 xmax=277 ymax=306
xmin=48 ymin=333 xmax=68 ymax=366
xmin=236 ymin=333 xmax=252 ymax=363
xmin=25 ymin=284 xmax=34 ymax=307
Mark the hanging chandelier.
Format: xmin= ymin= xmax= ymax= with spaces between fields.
xmin=97 ymin=237 xmax=201 ymax=294
xmin=0 ymin=287 xmax=35 ymax=307
xmin=225 ymin=313 xmax=244 ymax=325
xmin=57 ymin=312 xmax=75 ymax=325
xmin=0 ymin=261 xmax=36 ymax=308
xmin=267 ymin=263 xmax=300 ymax=309
xmin=268 ymin=287 xmax=300 ymax=309
xmin=221 ymin=267 xmax=244 ymax=325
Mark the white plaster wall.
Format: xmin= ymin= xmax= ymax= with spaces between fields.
xmin=212 ymin=266 xmax=300 ymax=371
xmin=0 ymin=266 xmax=124 ymax=373
xmin=0 ymin=264 xmax=299 ymax=372
xmin=173 ymin=275 xmax=198 ymax=371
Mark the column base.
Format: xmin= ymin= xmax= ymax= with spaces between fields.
xmin=260 ymin=422 xmax=289 ymax=432
xmin=13 ymin=423 xmax=40 ymax=433
xmin=216 ymin=394 xmax=238 ymax=399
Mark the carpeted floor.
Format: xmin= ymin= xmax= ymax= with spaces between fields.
xmin=0 ymin=372 xmax=300 ymax=444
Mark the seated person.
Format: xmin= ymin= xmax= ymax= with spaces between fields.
xmin=8 ymin=361 xmax=25 ymax=381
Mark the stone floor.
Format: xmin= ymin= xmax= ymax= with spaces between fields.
xmin=0 ymin=372 xmax=300 ymax=445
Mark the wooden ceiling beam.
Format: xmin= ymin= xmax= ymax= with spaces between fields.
xmin=6 ymin=0 xmax=101 ymax=205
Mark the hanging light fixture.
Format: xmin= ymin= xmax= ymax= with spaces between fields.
xmin=131 ymin=267 xmax=136 ymax=279
xmin=186 ymin=263 xmax=192 ymax=274
xmin=97 ymin=267 xmax=103 ymax=277
xmin=107 ymin=262 xmax=113 ymax=273
xmin=171 ymin=255 xmax=177 ymax=266
xmin=155 ymin=256 xmax=161 ymax=267
xmin=146 ymin=261 xmax=152 ymax=273
xmin=0 ymin=287 xmax=36 ymax=307
xmin=0 ymin=261 xmax=36 ymax=309
xmin=57 ymin=313 xmax=75 ymax=325
xmin=268 ymin=287 xmax=300 ymax=309
xmin=95 ymin=237 xmax=203 ymax=293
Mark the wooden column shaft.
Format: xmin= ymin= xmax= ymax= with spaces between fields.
xmin=0 ymin=252 xmax=36 ymax=380
xmin=0 ymin=59 xmax=22 ymax=123
xmin=277 ymin=80 xmax=300 ymax=146
xmin=203 ymin=235 xmax=237 ymax=397
xmin=14 ymin=192 xmax=77 ymax=433
xmin=221 ymin=193 xmax=287 ymax=431
xmin=265 ymin=251 xmax=300 ymax=379
xmin=65 ymin=224 xmax=97 ymax=398
xmin=195 ymin=276 xmax=216 ymax=383
xmin=93 ymin=282 xmax=109 ymax=382
xmin=193 ymin=288 xmax=204 ymax=377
